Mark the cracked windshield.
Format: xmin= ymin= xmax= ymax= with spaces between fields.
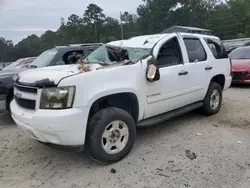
xmin=1 ymin=0 xmax=250 ymax=188
xmin=85 ymin=45 xmax=152 ymax=64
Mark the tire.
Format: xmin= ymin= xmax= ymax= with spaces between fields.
xmin=85 ymin=107 xmax=136 ymax=165
xmin=201 ymin=82 xmax=222 ymax=116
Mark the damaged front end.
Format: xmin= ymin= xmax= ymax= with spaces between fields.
xmin=14 ymin=43 xmax=152 ymax=88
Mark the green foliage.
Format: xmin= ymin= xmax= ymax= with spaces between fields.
xmin=1 ymin=0 xmax=250 ymax=61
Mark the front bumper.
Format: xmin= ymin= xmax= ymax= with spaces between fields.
xmin=10 ymin=100 xmax=89 ymax=146
xmin=232 ymin=80 xmax=250 ymax=84
xmin=0 ymin=94 xmax=6 ymax=111
xmin=224 ymin=76 xmax=232 ymax=90
xmin=231 ymin=73 xmax=250 ymax=84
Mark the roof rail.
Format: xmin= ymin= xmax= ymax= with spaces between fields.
xmin=68 ymin=43 xmax=103 ymax=47
xmin=55 ymin=45 xmax=67 ymax=48
xmin=161 ymin=25 xmax=213 ymax=35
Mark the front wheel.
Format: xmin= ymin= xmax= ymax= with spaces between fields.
xmin=85 ymin=107 xmax=136 ymax=164
xmin=201 ymin=82 xmax=222 ymax=116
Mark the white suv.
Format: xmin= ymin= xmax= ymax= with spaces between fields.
xmin=11 ymin=33 xmax=232 ymax=164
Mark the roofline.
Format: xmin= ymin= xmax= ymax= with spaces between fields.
xmin=172 ymin=25 xmax=212 ymax=32
xmin=55 ymin=43 xmax=103 ymax=49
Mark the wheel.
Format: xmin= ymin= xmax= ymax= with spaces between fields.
xmin=201 ymin=82 xmax=222 ymax=116
xmin=85 ymin=107 xmax=136 ymax=164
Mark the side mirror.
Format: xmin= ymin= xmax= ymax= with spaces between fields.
xmin=146 ymin=56 xmax=160 ymax=82
xmin=56 ymin=60 xmax=65 ymax=65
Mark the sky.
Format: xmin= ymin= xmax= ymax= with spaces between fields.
xmin=0 ymin=0 xmax=143 ymax=44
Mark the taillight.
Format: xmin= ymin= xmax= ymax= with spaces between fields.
xmin=229 ymin=58 xmax=232 ymax=73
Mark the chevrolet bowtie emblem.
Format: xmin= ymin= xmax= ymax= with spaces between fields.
xmin=16 ymin=92 xmax=22 ymax=98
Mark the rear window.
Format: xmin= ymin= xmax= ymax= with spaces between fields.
xmin=229 ymin=47 xmax=250 ymax=60
xmin=204 ymin=38 xmax=228 ymax=59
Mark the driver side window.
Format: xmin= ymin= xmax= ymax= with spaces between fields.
xmin=157 ymin=37 xmax=183 ymax=68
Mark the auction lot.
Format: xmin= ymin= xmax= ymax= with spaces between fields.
xmin=0 ymin=86 xmax=250 ymax=188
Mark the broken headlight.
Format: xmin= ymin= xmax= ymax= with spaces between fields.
xmin=40 ymin=86 xmax=75 ymax=109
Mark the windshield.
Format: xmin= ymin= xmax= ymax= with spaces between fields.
xmin=85 ymin=44 xmax=151 ymax=64
xmin=3 ymin=59 xmax=24 ymax=70
xmin=30 ymin=48 xmax=58 ymax=68
xmin=229 ymin=47 xmax=250 ymax=60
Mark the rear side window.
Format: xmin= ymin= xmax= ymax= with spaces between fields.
xmin=204 ymin=38 xmax=228 ymax=59
xmin=184 ymin=38 xmax=207 ymax=63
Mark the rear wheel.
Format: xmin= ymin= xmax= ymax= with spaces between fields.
xmin=201 ymin=82 xmax=222 ymax=116
xmin=85 ymin=107 xmax=136 ymax=164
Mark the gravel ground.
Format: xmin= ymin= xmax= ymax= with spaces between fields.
xmin=0 ymin=86 xmax=250 ymax=188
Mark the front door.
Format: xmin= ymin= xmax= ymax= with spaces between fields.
xmin=144 ymin=36 xmax=193 ymax=119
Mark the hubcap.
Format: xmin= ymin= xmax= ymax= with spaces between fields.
xmin=101 ymin=120 xmax=129 ymax=154
xmin=210 ymin=89 xmax=220 ymax=110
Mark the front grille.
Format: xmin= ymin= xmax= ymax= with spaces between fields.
xmin=14 ymin=83 xmax=37 ymax=110
xmin=231 ymin=72 xmax=247 ymax=80
xmin=15 ymin=96 xmax=36 ymax=110
xmin=14 ymin=83 xmax=37 ymax=94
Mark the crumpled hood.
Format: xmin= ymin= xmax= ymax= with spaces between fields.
xmin=17 ymin=64 xmax=102 ymax=86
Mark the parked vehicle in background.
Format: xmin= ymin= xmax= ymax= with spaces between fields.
xmin=0 ymin=62 xmax=12 ymax=71
xmin=229 ymin=47 xmax=250 ymax=84
xmin=3 ymin=57 xmax=36 ymax=71
xmin=222 ymin=38 xmax=250 ymax=55
xmin=28 ymin=43 xmax=102 ymax=68
xmin=11 ymin=32 xmax=231 ymax=164
xmin=0 ymin=43 xmax=101 ymax=112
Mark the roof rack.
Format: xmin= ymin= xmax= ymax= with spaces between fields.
xmin=161 ymin=25 xmax=213 ymax=35
xmin=55 ymin=45 xmax=67 ymax=48
xmin=68 ymin=43 xmax=103 ymax=47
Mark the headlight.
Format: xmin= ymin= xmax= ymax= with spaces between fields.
xmin=40 ymin=86 xmax=75 ymax=109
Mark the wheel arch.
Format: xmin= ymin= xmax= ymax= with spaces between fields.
xmin=210 ymin=74 xmax=225 ymax=90
xmin=88 ymin=92 xmax=140 ymax=123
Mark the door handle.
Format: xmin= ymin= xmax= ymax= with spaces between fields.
xmin=178 ymin=71 xmax=188 ymax=76
xmin=205 ymin=66 xmax=213 ymax=70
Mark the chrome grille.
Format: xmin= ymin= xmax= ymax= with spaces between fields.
xmin=14 ymin=83 xmax=37 ymax=94
xmin=14 ymin=83 xmax=38 ymax=110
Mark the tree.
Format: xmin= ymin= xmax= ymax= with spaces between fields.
xmin=137 ymin=0 xmax=179 ymax=34
xmin=83 ymin=4 xmax=106 ymax=25
xmin=67 ymin=14 xmax=82 ymax=26
xmin=83 ymin=4 xmax=106 ymax=42
xmin=101 ymin=17 xmax=121 ymax=42
xmin=1 ymin=1 xmax=250 ymax=62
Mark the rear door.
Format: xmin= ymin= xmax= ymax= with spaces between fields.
xmin=180 ymin=35 xmax=212 ymax=102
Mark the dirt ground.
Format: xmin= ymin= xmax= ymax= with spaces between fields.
xmin=0 ymin=86 xmax=250 ymax=188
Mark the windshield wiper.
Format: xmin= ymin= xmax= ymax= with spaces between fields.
xmin=98 ymin=62 xmax=109 ymax=66
xmin=29 ymin=65 xmax=37 ymax=68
